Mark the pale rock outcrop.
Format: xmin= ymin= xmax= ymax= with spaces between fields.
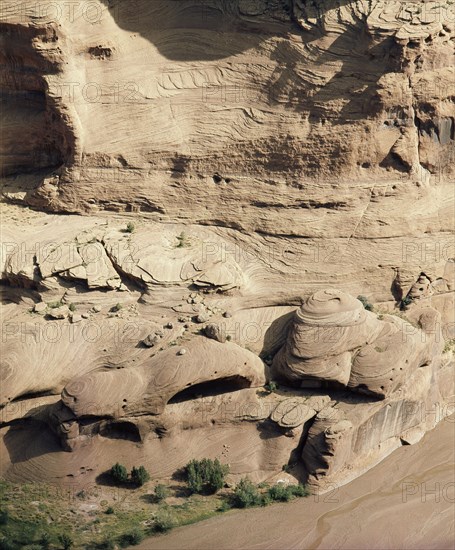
xmin=273 ymin=289 xmax=444 ymax=398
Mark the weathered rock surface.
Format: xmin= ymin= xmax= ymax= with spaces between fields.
xmin=0 ymin=0 xmax=454 ymax=496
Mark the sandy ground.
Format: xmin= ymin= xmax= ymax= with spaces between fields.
xmin=139 ymin=415 xmax=455 ymax=550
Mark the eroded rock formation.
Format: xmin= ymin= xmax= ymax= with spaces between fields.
xmin=1 ymin=0 xmax=454 ymax=493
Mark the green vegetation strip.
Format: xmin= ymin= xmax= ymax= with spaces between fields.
xmin=0 ymin=460 xmax=309 ymax=549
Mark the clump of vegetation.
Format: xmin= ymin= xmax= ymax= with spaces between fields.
xmin=152 ymin=509 xmax=175 ymax=533
xmin=68 ymin=303 xmax=76 ymax=312
xmin=105 ymin=506 xmax=115 ymax=515
xmin=110 ymin=463 xmax=129 ymax=484
xmin=126 ymin=222 xmax=135 ymax=233
xmin=38 ymin=532 xmax=51 ymax=549
xmin=400 ymin=296 xmax=413 ymax=310
xmin=118 ymin=528 xmax=144 ymax=547
xmin=0 ymin=511 xmax=8 ymax=526
xmin=357 ymin=295 xmax=374 ymax=311
xmin=185 ymin=458 xmax=229 ymax=494
xmin=97 ymin=538 xmax=116 ymax=550
xmin=47 ymin=300 xmax=63 ymax=309
xmin=443 ymin=339 xmax=455 ymax=354
xmin=267 ymin=483 xmax=309 ymax=502
xmin=131 ymin=466 xmax=150 ymax=487
xmin=232 ymin=477 xmax=263 ymax=508
xmin=175 ymin=231 xmax=190 ymax=248
xmin=110 ymin=303 xmax=123 ymax=313
xmin=265 ymin=381 xmax=278 ymax=393
xmin=109 ymin=463 xmax=150 ymax=487
xmin=58 ymin=533 xmax=74 ymax=550
xmin=154 ymin=484 xmax=170 ymax=502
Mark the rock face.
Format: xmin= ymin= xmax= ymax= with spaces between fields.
xmin=271 ymin=288 xmax=453 ymax=489
xmin=0 ymin=0 xmax=454 ymax=494
xmin=273 ymin=289 xmax=442 ymax=398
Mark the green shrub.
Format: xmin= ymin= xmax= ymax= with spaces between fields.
xmin=153 ymin=509 xmax=175 ymax=533
xmin=126 ymin=222 xmax=135 ymax=233
xmin=0 ymin=539 xmax=14 ymax=550
xmin=357 ymin=295 xmax=373 ymax=311
xmin=175 ymin=231 xmax=189 ymax=248
xmin=58 ymin=533 xmax=74 ymax=550
xmin=105 ymin=506 xmax=114 ymax=515
xmin=154 ymin=484 xmax=170 ymax=502
xmin=266 ymin=482 xmax=309 ymax=502
xmin=265 ymin=381 xmax=278 ymax=393
xmin=232 ymin=477 xmax=262 ymax=508
xmin=97 ymin=539 xmax=115 ymax=550
xmin=119 ymin=529 xmax=144 ymax=546
xmin=131 ymin=466 xmax=150 ymax=487
xmin=47 ymin=300 xmax=63 ymax=309
xmin=400 ymin=296 xmax=413 ymax=309
xmin=185 ymin=458 xmax=229 ymax=494
xmin=0 ymin=510 xmax=8 ymax=525
xmin=68 ymin=303 xmax=76 ymax=312
xmin=110 ymin=303 xmax=122 ymax=313
xmin=110 ymin=463 xmax=129 ymax=484
xmin=268 ymin=483 xmax=293 ymax=502
xmin=217 ymin=500 xmax=231 ymax=513
xmin=38 ymin=532 xmax=51 ymax=549
xmin=289 ymin=483 xmax=309 ymax=497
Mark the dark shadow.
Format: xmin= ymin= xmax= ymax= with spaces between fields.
xmin=260 ymin=310 xmax=294 ymax=359
xmin=3 ymin=419 xmax=62 ymax=463
xmin=167 ymin=375 xmax=251 ymax=404
xmin=95 ymin=470 xmax=135 ymax=489
xmin=256 ymin=418 xmax=286 ymax=440
xmin=99 ymin=420 xmax=141 ymax=442
xmin=99 ymin=0 xmax=297 ymax=62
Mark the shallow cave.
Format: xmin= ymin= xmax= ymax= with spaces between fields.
xmin=167 ymin=375 xmax=251 ymax=404
xmin=99 ymin=421 xmax=141 ymax=442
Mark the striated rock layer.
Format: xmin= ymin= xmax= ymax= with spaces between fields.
xmin=1 ymin=0 xmax=454 ymax=495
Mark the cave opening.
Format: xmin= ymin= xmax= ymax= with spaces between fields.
xmin=99 ymin=421 xmax=141 ymax=442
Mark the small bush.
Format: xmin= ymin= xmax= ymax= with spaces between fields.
xmin=47 ymin=300 xmax=63 ymax=309
xmin=175 ymin=231 xmax=189 ymax=248
xmin=267 ymin=482 xmax=309 ymax=502
xmin=185 ymin=458 xmax=229 ymax=494
xmin=58 ymin=533 xmax=74 ymax=550
xmin=154 ymin=484 xmax=170 ymax=502
xmin=265 ymin=381 xmax=278 ymax=393
xmin=153 ymin=509 xmax=175 ymax=533
xmin=68 ymin=303 xmax=76 ymax=312
xmin=0 ymin=510 xmax=8 ymax=525
xmin=357 ymin=295 xmax=373 ymax=311
xmin=217 ymin=500 xmax=231 ymax=512
xmin=268 ymin=483 xmax=293 ymax=502
xmin=126 ymin=222 xmax=135 ymax=233
xmin=289 ymin=483 xmax=309 ymax=497
xmin=131 ymin=466 xmax=150 ymax=487
xmin=105 ymin=506 xmax=114 ymax=515
xmin=400 ymin=296 xmax=413 ymax=309
xmin=119 ymin=529 xmax=144 ymax=546
xmin=38 ymin=532 xmax=51 ymax=549
xmin=110 ymin=303 xmax=122 ymax=313
xmin=97 ymin=539 xmax=115 ymax=550
xmin=0 ymin=539 xmax=14 ymax=550
xmin=110 ymin=463 xmax=129 ymax=484
xmin=232 ymin=477 xmax=263 ymax=508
